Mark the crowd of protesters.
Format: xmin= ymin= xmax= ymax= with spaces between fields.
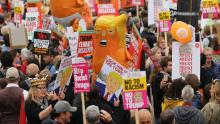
xmin=0 ymin=1 xmax=220 ymax=124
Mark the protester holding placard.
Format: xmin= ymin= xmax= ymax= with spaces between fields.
xmin=152 ymin=56 xmax=172 ymax=122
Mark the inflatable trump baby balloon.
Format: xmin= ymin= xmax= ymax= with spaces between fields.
xmin=93 ymin=14 xmax=132 ymax=75
xmin=50 ymin=0 xmax=92 ymax=28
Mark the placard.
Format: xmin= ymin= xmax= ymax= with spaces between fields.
xmin=96 ymin=56 xmax=128 ymax=104
xmin=9 ymin=26 xmax=28 ymax=49
xmin=25 ymin=12 xmax=39 ymax=40
xmin=159 ymin=11 xmax=171 ymax=32
xmin=33 ymin=30 xmax=51 ymax=55
xmin=122 ymin=71 xmax=148 ymax=110
xmin=172 ymin=42 xmax=200 ymax=80
xmin=72 ymin=58 xmax=90 ymax=93
xmin=97 ymin=0 xmax=118 ymax=16
xmin=66 ymin=27 xmax=79 ymax=57
xmin=77 ymin=31 xmax=94 ymax=57
xmin=14 ymin=6 xmax=22 ymax=24
xmin=53 ymin=56 xmax=73 ymax=91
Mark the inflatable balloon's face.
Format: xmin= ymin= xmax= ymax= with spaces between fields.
xmin=50 ymin=0 xmax=92 ymax=27
xmin=93 ymin=14 xmax=128 ymax=74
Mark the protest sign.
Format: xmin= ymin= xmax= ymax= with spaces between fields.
xmin=72 ymin=57 xmax=90 ymax=93
xmin=77 ymin=31 xmax=94 ymax=57
xmin=172 ymin=42 xmax=200 ymax=80
xmin=159 ymin=11 xmax=171 ymax=32
xmin=9 ymin=26 xmax=28 ymax=49
xmin=13 ymin=1 xmax=24 ymax=24
xmin=148 ymin=0 xmax=155 ymax=26
xmin=73 ymin=62 xmax=90 ymax=93
xmin=97 ymin=0 xmax=118 ymax=16
xmin=202 ymin=0 xmax=219 ymax=19
xmin=52 ymin=56 xmax=73 ymax=92
xmin=25 ymin=12 xmax=39 ymax=40
xmin=32 ymin=30 xmax=51 ymax=55
xmin=66 ymin=27 xmax=79 ymax=57
xmin=122 ymin=71 xmax=148 ymax=110
xmin=96 ymin=56 xmax=128 ymax=104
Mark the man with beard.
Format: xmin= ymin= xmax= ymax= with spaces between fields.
xmin=152 ymin=56 xmax=172 ymax=124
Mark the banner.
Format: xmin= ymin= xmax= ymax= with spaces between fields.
xmin=52 ymin=56 xmax=73 ymax=92
xmin=96 ymin=56 xmax=128 ymax=104
xmin=159 ymin=11 xmax=171 ymax=32
xmin=122 ymin=71 xmax=148 ymax=110
xmin=32 ymin=30 xmax=51 ymax=55
xmin=97 ymin=0 xmax=118 ymax=16
xmin=128 ymin=24 xmax=142 ymax=69
xmin=172 ymin=42 xmax=200 ymax=80
xmin=25 ymin=12 xmax=39 ymax=40
xmin=72 ymin=57 xmax=90 ymax=93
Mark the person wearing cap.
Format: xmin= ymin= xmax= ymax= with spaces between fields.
xmin=25 ymin=74 xmax=63 ymax=124
xmin=42 ymin=100 xmax=77 ymax=124
xmin=0 ymin=67 xmax=28 ymax=123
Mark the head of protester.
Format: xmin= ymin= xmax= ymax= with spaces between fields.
xmin=52 ymin=100 xmax=77 ymax=124
xmin=138 ymin=109 xmax=153 ymax=124
xmin=162 ymin=78 xmax=187 ymax=111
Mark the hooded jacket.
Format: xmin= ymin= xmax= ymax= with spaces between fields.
xmin=173 ymin=106 xmax=205 ymax=124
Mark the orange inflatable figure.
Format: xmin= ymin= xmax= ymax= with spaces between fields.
xmin=93 ymin=14 xmax=132 ymax=75
xmin=50 ymin=0 xmax=92 ymax=28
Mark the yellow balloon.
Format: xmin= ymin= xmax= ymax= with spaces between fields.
xmin=171 ymin=21 xmax=192 ymax=43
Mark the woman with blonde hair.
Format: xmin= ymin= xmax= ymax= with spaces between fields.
xmin=202 ymin=79 xmax=220 ymax=124
xmin=25 ymin=74 xmax=64 ymax=124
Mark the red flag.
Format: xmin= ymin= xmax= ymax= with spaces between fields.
xmin=19 ymin=94 xmax=26 ymax=124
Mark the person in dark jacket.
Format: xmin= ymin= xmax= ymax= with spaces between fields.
xmin=200 ymin=47 xmax=220 ymax=88
xmin=152 ymin=56 xmax=172 ymax=123
xmin=172 ymin=85 xmax=205 ymax=124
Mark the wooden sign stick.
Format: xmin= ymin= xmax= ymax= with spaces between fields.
xmin=81 ymin=93 xmax=87 ymax=124
xmin=164 ymin=32 xmax=169 ymax=56
xmin=39 ymin=55 xmax=41 ymax=67
xmin=210 ymin=24 xmax=213 ymax=35
xmin=136 ymin=2 xmax=139 ymax=18
xmin=135 ymin=109 xmax=139 ymax=124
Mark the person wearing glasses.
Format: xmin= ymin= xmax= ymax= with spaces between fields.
xmin=202 ymin=79 xmax=220 ymax=124
xmin=25 ymin=74 xmax=64 ymax=124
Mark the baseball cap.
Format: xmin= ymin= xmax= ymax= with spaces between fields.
xmin=54 ymin=100 xmax=77 ymax=113
xmin=6 ymin=67 xmax=19 ymax=80
xmin=86 ymin=105 xmax=100 ymax=123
